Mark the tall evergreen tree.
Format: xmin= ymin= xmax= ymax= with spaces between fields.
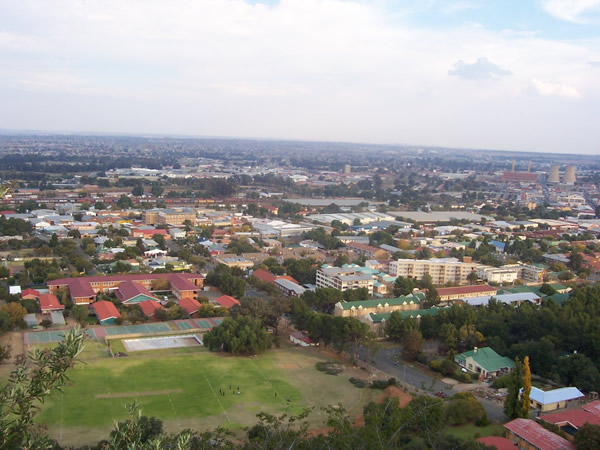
xmin=518 ymin=356 xmax=532 ymax=418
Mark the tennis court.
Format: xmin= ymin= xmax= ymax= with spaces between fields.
xmin=175 ymin=320 xmax=196 ymax=330
xmin=25 ymin=318 xmax=224 ymax=345
xmin=25 ymin=329 xmax=96 ymax=345
xmin=103 ymin=323 xmax=171 ymax=336
xmin=123 ymin=335 xmax=203 ymax=352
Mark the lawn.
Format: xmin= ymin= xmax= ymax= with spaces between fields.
xmin=30 ymin=341 xmax=378 ymax=446
xmin=446 ymin=423 xmax=505 ymax=441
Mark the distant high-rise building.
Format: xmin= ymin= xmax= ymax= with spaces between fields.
xmin=564 ymin=166 xmax=577 ymax=184
xmin=343 ymin=164 xmax=351 ymax=174
xmin=548 ymin=165 xmax=560 ymax=183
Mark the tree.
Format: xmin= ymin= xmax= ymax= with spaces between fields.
xmin=539 ymin=283 xmax=556 ymax=296
xmin=557 ymin=353 xmax=600 ymax=392
xmin=301 ymin=288 xmax=344 ymax=314
xmin=402 ymin=328 xmax=423 ymax=361
xmin=71 ymin=305 xmax=89 ymax=325
xmin=575 ymin=424 xmax=600 ymax=450
xmin=151 ymin=183 xmax=164 ymax=197
xmin=467 ymin=271 xmax=478 ymax=284
xmin=151 ymin=278 xmax=170 ymax=291
xmin=203 ymin=316 xmax=271 ymax=355
xmin=334 ymin=253 xmax=350 ymax=267
xmin=519 ymin=356 xmax=531 ymax=419
xmin=109 ymin=402 xmax=166 ymax=448
xmin=117 ymin=194 xmax=134 ymax=209
xmin=0 ymin=328 xmax=85 ymax=448
xmin=131 ymin=185 xmax=144 ymax=196
xmin=219 ymin=274 xmax=247 ymax=298
xmin=444 ymin=392 xmax=486 ymax=425
xmin=0 ymin=302 xmax=27 ymax=329
xmin=39 ymin=319 xmax=52 ymax=329
xmin=504 ymin=357 xmax=524 ymax=419
xmin=393 ymin=276 xmax=416 ymax=296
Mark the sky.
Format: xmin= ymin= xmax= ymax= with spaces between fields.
xmin=0 ymin=0 xmax=599 ymax=154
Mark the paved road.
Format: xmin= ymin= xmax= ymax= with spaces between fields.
xmin=358 ymin=345 xmax=506 ymax=422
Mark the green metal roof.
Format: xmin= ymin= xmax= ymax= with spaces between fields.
xmin=546 ymin=293 xmax=569 ymax=305
xmin=340 ymin=292 xmax=424 ymax=310
xmin=369 ymin=307 xmax=439 ymax=323
xmin=457 ymin=347 xmax=515 ymax=373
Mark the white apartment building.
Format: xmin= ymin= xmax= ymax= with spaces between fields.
xmin=316 ymin=267 xmax=374 ymax=295
xmin=388 ymin=258 xmax=482 ymax=285
xmin=478 ymin=263 xmax=546 ymax=284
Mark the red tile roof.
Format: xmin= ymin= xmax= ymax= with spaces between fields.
xmin=290 ymin=331 xmax=313 ymax=345
xmin=39 ymin=293 xmax=65 ymax=311
xmin=68 ymin=277 xmax=96 ymax=298
xmin=583 ymin=400 xmax=600 ymax=418
xmin=252 ymin=268 xmax=277 ymax=284
xmin=214 ymin=295 xmax=240 ymax=308
xmin=168 ymin=274 xmax=199 ymax=292
xmin=476 ymin=436 xmax=516 ymax=450
xmin=179 ymin=298 xmax=201 ymax=315
xmin=115 ymin=281 xmax=158 ymax=303
xmin=21 ymin=288 xmax=40 ymax=299
xmin=540 ymin=409 xmax=600 ymax=428
xmin=48 ymin=274 xmax=204 ymax=299
xmin=139 ymin=300 xmax=163 ymax=317
xmin=504 ymin=419 xmax=574 ymax=450
xmin=92 ymin=301 xmax=121 ymax=321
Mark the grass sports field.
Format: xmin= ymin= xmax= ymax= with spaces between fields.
xmin=30 ymin=339 xmax=378 ymax=446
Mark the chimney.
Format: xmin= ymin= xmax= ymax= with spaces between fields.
xmin=512 ymin=159 xmax=515 ymax=172
xmin=474 ymin=347 xmax=478 ymax=353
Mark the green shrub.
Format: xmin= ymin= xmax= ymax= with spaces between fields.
xmin=315 ymin=362 xmax=343 ymax=375
xmin=492 ymin=373 xmax=512 ymax=389
xmin=349 ymin=377 xmax=370 ymax=388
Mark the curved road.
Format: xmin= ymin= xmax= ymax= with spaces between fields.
xmin=358 ymin=346 xmax=506 ymax=422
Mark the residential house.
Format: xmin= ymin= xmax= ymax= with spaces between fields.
xmin=454 ymin=347 xmax=515 ymax=379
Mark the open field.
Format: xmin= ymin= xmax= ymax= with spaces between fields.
xmin=22 ymin=340 xmax=379 ymax=447
xmin=445 ymin=423 xmax=505 ymax=440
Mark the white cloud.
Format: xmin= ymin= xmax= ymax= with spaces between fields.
xmin=448 ymin=57 xmax=511 ymax=79
xmin=0 ymin=0 xmax=598 ymax=152
xmin=541 ymin=0 xmax=600 ymax=23
xmin=529 ymin=78 xmax=581 ymax=98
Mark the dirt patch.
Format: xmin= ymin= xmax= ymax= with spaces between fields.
xmin=95 ymin=389 xmax=182 ymax=399
xmin=379 ymin=386 xmax=413 ymax=408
